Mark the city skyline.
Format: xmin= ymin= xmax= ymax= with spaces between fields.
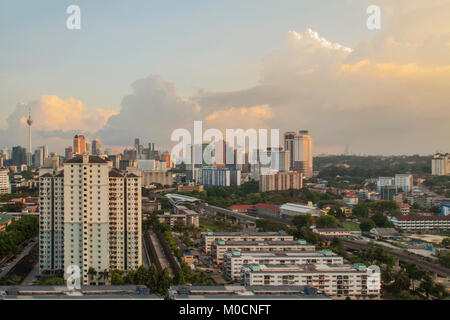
xmin=0 ymin=1 xmax=449 ymax=156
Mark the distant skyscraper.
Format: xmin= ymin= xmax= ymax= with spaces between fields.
xmin=12 ymin=146 xmax=27 ymax=166
xmin=91 ymin=138 xmax=101 ymax=155
xmin=73 ymin=135 xmax=87 ymax=155
xmin=65 ymin=146 xmax=73 ymax=160
xmin=26 ymin=108 xmax=33 ymax=167
xmin=432 ymin=153 xmax=450 ymax=176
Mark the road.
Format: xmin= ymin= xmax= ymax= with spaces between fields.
xmin=142 ymin=235 xmax=151 ymax=268
xmin=0 ymin=237 xmax=38 ymax=279
xmin=21 ymin=261 xmax=39 ymax=285
xmin=148 ymin=232 xmax=174 ymax=277
xmin=341 ymin=239 xmax=450 ymax=277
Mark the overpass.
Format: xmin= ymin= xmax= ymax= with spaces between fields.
xmin=199 ymin=204 xmax=259 ymax=229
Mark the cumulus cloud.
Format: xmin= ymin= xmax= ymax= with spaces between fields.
xmin=192 ymin=2 xmax=450 ymax=155
xmin=96 ymin=75 xmax=201 ymax=147
xmin=0 ymin=95 xmax=117 ymax=152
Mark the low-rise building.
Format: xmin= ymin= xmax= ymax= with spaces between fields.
xmin=313 ymin=228 xmax=352 ymax=238
xmin=202 ymin=231 xmax=294 ymax=254
xmin=279 ymin=203 xmax=323 ymax=219
xmin=389 ymin=215 xmax=450 ymax=231
xmin=211 ymin=240 xmax=315 ymax=266
xmin=223 ymin=250 xmax=344 ymax=281
xmin=157 ymin=211 xmax=199 ymax=228
xmin=398 ymin=203 xmax=411 ymax=215
xmin=242 ymin=263 xmax=380 ymax=299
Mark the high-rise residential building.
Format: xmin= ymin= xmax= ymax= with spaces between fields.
xmin=395 ymin=174 xmax=413 ymax=193
xmin=284 ymin=130 xmax=313 ymax=178
xmin=201 ymin=168 xmax=241 ymax=187
xmin=259 ymin=171 xmax=303 ymax=192
xmin=65 ymin=146 xmax=73 ymax=160
xmin=92 ymin=138 xmax=102 ymax=155
xmin=39 ymin=155 xmax=142 ymax=285
xmin=432 ymin=153 xmax=450 ymax=176
xmin=0 ymin=169 xmax=10 ymax=194
xmin=73 ymin=135 xmax=87 ymax=155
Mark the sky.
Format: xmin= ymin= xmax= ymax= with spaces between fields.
xmin=1 ymin=0 xmax=449 ymax=156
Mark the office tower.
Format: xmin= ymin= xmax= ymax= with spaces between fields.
xmin=26 ymin=108 xmax=33 ymax=167
xmin=293 ymin=130 xmax=313 ymax=178
xmin=284 ymin=131 xmax=313 ymax=178
xmin=259 ymin=171 xmax=303 ymax=192
xmin=395 ymin=174 xmax=413 ymax=193
xmin=107 ymin=154 xmax=121 ymax=169
xmin=432 ymin=153 xmax=450 ymax=176
xmin=73 ymin=135 xmax=87 ymax=155
xmin=91 ymin=139 xmax=101 ymax=155
xmin=65 ymin=146 xmax=73 ymax=160
xmin=123 ymin=148 xmax=138 ymax=161
xmin=34 ymin=147 xmax=44 ymax=168
xmin=134 ymin=138 xmax=141 ymax=160
xmin=1 ymin=147 xmax=10 ymax=161
xmin=284 ymin=132 xmax=296 ymax=170
xmin=161 ymin=152 xmax=172 ymax=169
xmin=85 ymin=142 xmax=91 ymax=155
xmin=12 ymin=146 xmax=27 ymax=166
xmin=0 ymin=169 xmax=11 ymax=194
xmin=39 ymin=155 xmax=142 ymax=284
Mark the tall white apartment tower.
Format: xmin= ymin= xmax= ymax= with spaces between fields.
xmin=108 ymin=168 xmax=142 ymax=271
xmin=39 ymin=170 xmax=65 ymax=271
xmin=432 ymin=153 xmax=449 ymax=176
xmin=39 ymin=155 xmax=142 ymax=285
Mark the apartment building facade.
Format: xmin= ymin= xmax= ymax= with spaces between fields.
xmin=211 ymin=240 xmax=315 ymax=266
xmin=259 ymin=171 xmax=303 ymax=192
xmin=39 ymin=155 xmax=142 ymax=285
xmin=242 ymin=264 xmax=380 ymax=299
xmin=202 ymin=231 xmax=294 ymax=254
xmin=0 ymin=169 xmax=11 ymax=194
xmin=223 ymin=250 xmax=344 ymax=281
xmin=390 ymin=215 xmax=450 ymax=231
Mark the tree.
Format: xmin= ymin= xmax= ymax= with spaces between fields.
xmin=174 ymin=270 xmax=186 ymax=285
xmin=371 ymin=212 xmax=387 ymax=227
xmin=147 ymin=264 xmax=158 ymax=291
xmin=293 ymin=214 xmax=312 ymax=230
xmin=360 ymin=219 xmax=376 ymax=232
xmin=111 ymin=270 xmax=124 ymax=285
xmin=316 ymin=215 xmax=340 ymax=228
xmin=124 ymin=270 xmax=136 ymax=284
xmin=98 ymin=269 xmax=109 ymax=283
xmin=135 ymin=265 xmax=149 ymax=285
xmin=158 ymin=267 xmax=172 ymax=297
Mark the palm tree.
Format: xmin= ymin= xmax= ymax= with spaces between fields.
xmin=98 ymin=269 xmax=109 ymax=284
